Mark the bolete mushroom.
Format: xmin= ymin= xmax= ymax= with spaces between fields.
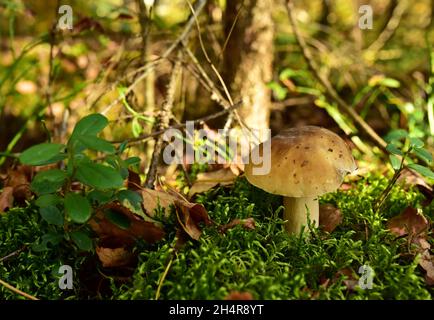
xmin=244 ymin=126 xmax=356 ymax=235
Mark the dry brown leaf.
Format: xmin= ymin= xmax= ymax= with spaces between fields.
xmin=410 ymin=236 xmax=434 ymax=286
xmin=419 ymin=251 xmax=434 ymax=286
xmin=175 ymin=201 xmax=212 ymax=240
xmin=387 ymin=207 xmax=429 ymax=237
xmin=127 ymin=169 xmax=141 ymax=191
xmin=319 ymin=204 xmax=343 ymax=233
xmin=335 ymin=268 xmax=358 ymax=291
xmin=189 ymin=168 xmax=237 ymax=198
xmin=397 ymin=168 xmax=433 ymax=206
xmin=96 ymin=246 xmax=133 ymax=268
xmin=89 ymin=202 xmax=165 ymax=246
xmin=141 ymin=188 xmax=212 ymax=240
xmin=0 ymin=187 xmax=14 ymax=213
xmin=141 ymin=188 xmax=179 ymax=217
xmin=220 ymin=218 xmax=256 ymax=233
xmin=3 ymin=165 xmax=33 ymax=204
xmin=224 ymin=291 xmax=253 ymax=300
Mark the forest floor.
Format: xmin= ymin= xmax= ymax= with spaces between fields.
xmin=1 ymin=173 xmax=433 ymax=300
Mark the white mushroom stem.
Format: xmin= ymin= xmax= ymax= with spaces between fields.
xmin=283 ymin=197 xmax=319 ymax=234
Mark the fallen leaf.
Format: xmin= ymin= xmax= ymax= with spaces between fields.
xmin=387 ymin=207 xmax=429 ymax=237
xmin=339 ymin=183 xmax=353 ymax=191
xmin=397 ymin=168 xmax=433 ymax=206
xmin=3 ymin=165 xmax=32 ymax=204
xmin=188 ymin=168 xmax=237 ymax=198
xmin=224 ymin=291 xmax=253 ymax=300
xmin=96 ymin=246 xmax=133 ymax=268
xmin=142 ymin=188 xmax=179 ymax=217
xmin=175 ymin=201 xmax=212 ymax=240
xmin=334 ymin=268 xmax=358 ymax=291
xmin=420 ymin=251 xmax=434 ymax=286
xmin=219 ymin=218 xmax=255 ymax=233
xmin=141 ymin=188 xmax=212 ymax=240
xmin=0 ymin=187 xmax=14 ymax=213
xmin=89 ymin=202 xmax=165 ymax=246
xmin=319 ymin=204 xmax=343 ymax=233
xmin=127 ymin=169 xmax=141 ymax=191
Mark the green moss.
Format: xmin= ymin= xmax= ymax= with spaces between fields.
xmin=0 ymin=208 xmax=87 ymax=300
xmin=1 ymin=174 xmax=432 ymax=299
xmin=112 ymin=175 xmax=433 ymax=300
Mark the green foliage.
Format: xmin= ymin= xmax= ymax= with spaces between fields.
xmin=17 ymin=113 xmax=138 ymax=252
xmin=19 ymin=143 xmax=66 ymax=166
xmin=0 ymin=208 xmax=87 ymax=299
xmin=384 ymin=129 xmax=434 ymax=179
xmin=110 ymin=177 xmax=433 ymax=300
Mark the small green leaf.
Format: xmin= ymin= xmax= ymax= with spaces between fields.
xmin=409 ymin=137 xmax=424 ymax=149
xmin=65 ymin=193 xmax=92 ymax=223
xmin=267 ymin=82 xmax=287 ymax=101
xmin=132 ymin=117 xmax=142 ymax=137
xmin=39 ymin=206 xmax=64 ymax=226
xmin=87 ymin=190 xmax=114 ymax=205
xmin=386 ymin=143 xmax=403 ymax=156
xmin=19 ymin=143 xmax=65 ymax=166
xmin=389 ymin=155 xmax=401 ymax=171
xmin=75 ymin=162 xmax=124 ymax=190
xmin=31 ymin=169 xmax=67 ymax=195
xmin=118 ymin=141 xmax=128 ymax=154
xmin=378 ymin=77 xmax=400 ymax=88
xmin=384 ymin=129 xmax=408 ymax=143
xmin=104 ymin=209 xmax=131 ymax=230
xmin=69 ymin=113 xmax=109 ymax=152
xmin=35 ymin=194 xmax=62 ymax=207
xmin=117 ymin=190 xmax=143 ymax=216
xmin=70 ymin=113 xmax=108 ymax=137
xmin=124 ymin=157 xmax=141 ymax=167
xmin=408 ymin=164 xmax=434 ymax=179
xmin=32 ymin=232 xmax=63 ymax=252
xmin=413 ymin=148 xmax=433 ymax=164
xmin=76 ymin=135 xmax=116 ymax=154
xmin=70 ymin=230 xmax=93 ymax=251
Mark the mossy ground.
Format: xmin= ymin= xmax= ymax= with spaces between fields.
xmin=1 ymin=175 xmax=433 ymax=299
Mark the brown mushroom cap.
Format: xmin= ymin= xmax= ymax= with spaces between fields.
xmin=244 ymin=126 xmax=357 ymax=197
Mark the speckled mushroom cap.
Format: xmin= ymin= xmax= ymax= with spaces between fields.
xmin=244 ymin=126 xmax=357 ymax=198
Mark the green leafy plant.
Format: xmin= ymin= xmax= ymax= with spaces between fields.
xmin=18 ymin=113 xmax=140 ymax=252
xmin=375 ymin=129 xmax=434 ymax=211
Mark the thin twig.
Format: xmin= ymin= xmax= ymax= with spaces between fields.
xmin=0 ymin=246 xmax=26 ymax=263
xmin=285 ymin=0 xmax=387 ymax=152
xmin=46 ymin=0 xmax=61 ymax=140
xmin=145 ymin=58 xmax=182 ymax=188
xmin=366 ymin=0 xmax=408 ymax=57
xmin=0 ymin=278 xmax=39 ymax=300
xmin=136 ymin=0 xmax=153 ymax=62
xmin=155 ymin=255 xmax=174 ymax=300
xmin=101 ymin=0 xmax=208 ymax=115
xmin=185 ymin=0 xmax=250 ymax=135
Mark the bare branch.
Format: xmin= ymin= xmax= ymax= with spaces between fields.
xmin=101 ymin=0 xmax=208 ymax=115
xmin=145 ymin=58 xmax=182 ymax=188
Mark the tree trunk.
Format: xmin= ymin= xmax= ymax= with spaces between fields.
xmin=223 ymin=0 xmax=274 ymax=130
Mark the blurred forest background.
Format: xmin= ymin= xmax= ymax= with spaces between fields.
xmin=0 ymin=0 xmax=433 ymax=172
xmin=1 ymin=0 xmax=434 ymax=300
